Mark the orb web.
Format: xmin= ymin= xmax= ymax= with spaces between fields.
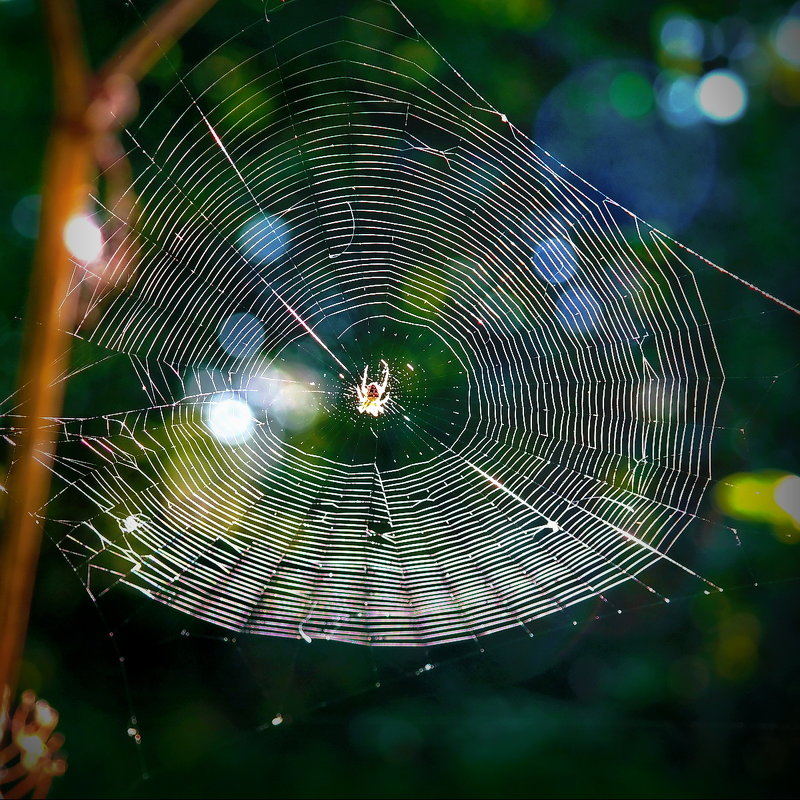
xmin=16 ymin=0 xmax=725 ymax=646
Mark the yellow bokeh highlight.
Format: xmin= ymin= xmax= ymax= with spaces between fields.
xmin=656 ymin=50 xmax=702 ymax=76
xmin=715 ymin=470 xmax=800 ymax=541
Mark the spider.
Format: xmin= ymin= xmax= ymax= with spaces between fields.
xmin=356 ymin=360 xmax=391 ymax=417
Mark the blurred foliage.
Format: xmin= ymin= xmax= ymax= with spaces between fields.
xmin=0 ymin=0 xmax=798 ymax=798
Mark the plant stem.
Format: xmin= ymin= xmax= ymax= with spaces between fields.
xmin=0 ymin=0 xmax=92 ymax=700
xmin=0 ymin=0 xmax=220 ymax=701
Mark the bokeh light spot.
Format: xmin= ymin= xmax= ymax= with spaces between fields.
xmin=556 ymin=286 xmax=602 ymax=333
xmin=242 ymin=367 xmax=320 ymax=433
xmin=11 ymin=194 xmax=40 ymax=239
xmin=773 ymin=16 xmax=800 ymax=67
xmin=695 ymin=69 xmax=748 ymax=124
xmin=656 ymin=73 xmax=703 ymax=127
xmin=715 ymin=471 xmax=800 ymax=534
xmin=716 ymin=472 xmax=779 ymax=520
xmin=660 ymin=15 xmax=704 ymax=59
xmin=218 ymin=312 xmax=267 ymax=358
xmin=64 ymin=214 xmax=103 ymax=263
xmin=774 ymin=474 xmax=800 ymax=526
xmin=532 ymin=236 xmax=578 ymax=284
xmin=237 ymin=213 xmax=290 ymax=265
xmin=609 ymin=71 xmax=653 ymax=118
xmin=205 ymin=393 xmax=255 ymax=445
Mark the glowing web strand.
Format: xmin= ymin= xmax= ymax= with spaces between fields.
xmin=198 ymin=106 xmax=353 ymax=376
xmin=394 ymin=399 xmax=721 ymax=594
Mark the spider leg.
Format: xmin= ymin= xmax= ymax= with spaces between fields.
xmin=379 ymin=360 xmax=390 ymax=392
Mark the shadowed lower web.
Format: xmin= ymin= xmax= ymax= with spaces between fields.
xmin=7 ymin=0 xmax=728 ymax=646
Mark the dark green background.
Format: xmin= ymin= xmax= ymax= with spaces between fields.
xmin=1 ymin=0 xmax=798 ymax=797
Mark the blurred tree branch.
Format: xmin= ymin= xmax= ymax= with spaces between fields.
xmin=0 ymin=0 xmax=220 ymax=788
xmin=100 ymin=0 xmax=220 ymax=84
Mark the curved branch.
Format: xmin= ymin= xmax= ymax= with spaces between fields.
xmin=99 ymin=0 xmax=221 ymax=85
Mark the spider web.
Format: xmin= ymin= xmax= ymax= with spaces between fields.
xmin=9 ymin=0 xmax=748 ymax=648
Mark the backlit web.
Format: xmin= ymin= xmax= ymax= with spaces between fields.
xmin=17 ymin=0 xmax=727 ymax=646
